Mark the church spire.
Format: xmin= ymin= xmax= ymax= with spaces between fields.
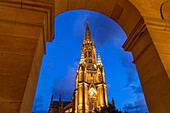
xmin=84 ymin=20 xmax=93 ymax=42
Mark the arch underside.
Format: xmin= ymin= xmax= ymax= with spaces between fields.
xmin=55 ymin=1 xmax=170 ymax=113
xmin=0 ymin=0 xmax=169 ymax=113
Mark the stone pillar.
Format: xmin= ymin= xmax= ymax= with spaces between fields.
xmin=75 ymin=89 xmax=78 ymax=113
xmin=102 ymin=84 xmax=106 ymax=106
xmin=84 ymin=83 xmax=89 ymax=113
xmin=123 ymin=18 xmax=170 ymax=113
xmin=78 ymin=83 xmax=83 ymax=113
xmin=82 ymin=83 xmax=85 ymax=113
xmin=0 ymin=1 xmax=55 ymax=113
xmin=98 ymin=85 xmax=104 ymax=107
xmin=104 ymin=85 xmax=108 ymax=106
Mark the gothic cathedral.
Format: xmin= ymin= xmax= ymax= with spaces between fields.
xmin=74 ymin=20 xmax=108 ymax=113
xmin=49 ymin=21 xmax=108 ymax=113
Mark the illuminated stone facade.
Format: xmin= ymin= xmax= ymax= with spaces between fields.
xmin=74 ymin=21 xmax=108 ymax=113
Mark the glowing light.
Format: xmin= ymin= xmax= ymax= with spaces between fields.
xmin=94 ymin=64 xmax=97 ymax=68
xmin=89 ymin=87 xmax=97 ymax=96
xmin=90 ymin=91 xmax=94 ymax=96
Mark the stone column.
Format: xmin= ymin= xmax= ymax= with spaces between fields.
xmin=104 ymin=85 xmax=108 ymax=106
xmin=102 ymin=84 xmax=106 ymax=106
xmin=75 ymin=89 xmax=78 ymax=113
xmin=84 ymin=83 xmax=89 ymax=113
xmin=0 ymin=1 xmax=55 ymax=113
xmin=82 ymin=83 xmax=85 ymax=113
xmin=123 ymin=18 xmax=170 ymax=113
xmin=98 ymin=85 xmax=104 ymax=107
xmin=78 ymin=83 xmax=83 ymax=113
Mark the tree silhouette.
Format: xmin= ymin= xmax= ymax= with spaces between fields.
xmin=94 ymin=98 xmax=123 ymax=113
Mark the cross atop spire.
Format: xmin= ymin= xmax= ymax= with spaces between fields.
xmin=84 ymin=20 xmax=93 ymax=42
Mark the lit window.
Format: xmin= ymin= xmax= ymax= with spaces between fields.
xmin=89 ymin=91 xmax=94 ymax=96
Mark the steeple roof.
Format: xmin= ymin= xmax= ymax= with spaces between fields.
xmin=84 ymin=20 xmax=93 ymax=42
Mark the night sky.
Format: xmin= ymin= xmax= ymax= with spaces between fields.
xmin=32 ymin=10 xmax=148 ymax=113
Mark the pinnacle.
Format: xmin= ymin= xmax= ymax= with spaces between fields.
xmin=83 ymin=20 xmax=93 ymax=42
xmin=97 ymin=52 xmax=102 ymax=65
xmin=80 ymin=52 xmax=85 ymax=63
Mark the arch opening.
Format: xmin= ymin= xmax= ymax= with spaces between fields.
xmin=32 ymin=9 xmax=148 ymax=113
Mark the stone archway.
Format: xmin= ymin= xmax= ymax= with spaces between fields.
xmin=0 ymin=0 xmax=169 ymax=113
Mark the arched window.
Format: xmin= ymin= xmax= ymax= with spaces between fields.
xmin=89 ymin=51 xmax=92 ymax=58
xmin=98 ymin=74 xmax=102 ymax=82
xmin=79 ymin=72 xmax=83 ymax=81
xmin=84 ymin=51 xmax=87 ymax=58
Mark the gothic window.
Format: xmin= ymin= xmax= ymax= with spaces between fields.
xmin=88 ymin=75 xmax=90 ymax=82
xmin=79 ymin=72 xmax=83 ymax=81
xmin=89 ymin=51 xmax=92 ymax=58
xmin=84 ymin=51 xmax=87 ymax=58
xmin=85 ymin=43 xmax=88 ymax=46
xmin=98 ymin=74 xmax=102 ymax=82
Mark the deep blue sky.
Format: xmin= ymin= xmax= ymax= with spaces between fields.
xmin=32 ymin=10 xmax=148 ymax=113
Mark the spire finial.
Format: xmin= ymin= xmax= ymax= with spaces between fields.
xmin=83 ymin=20 xmax=93 ymax=42
xmin=86 ymin=19 xmax=88 ymax=24
xmin=97 ymin=52 xmax=102 ymax=65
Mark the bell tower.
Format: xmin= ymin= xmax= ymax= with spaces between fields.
xmin=74 ymin=20 xmax=108 ymax=113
